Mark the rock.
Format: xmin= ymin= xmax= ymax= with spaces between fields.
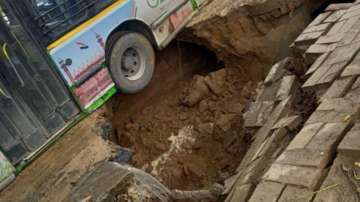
xmin=204 ymin=69 xmax=227 ymax=96
xmin=216 ymin=114 xmax=238 ymax=131
xmin=182 ymin=75 xmax=210 ymax=107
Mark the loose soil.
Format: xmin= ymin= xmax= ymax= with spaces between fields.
xmin=107 ymin=42 xmax=258 ymax=191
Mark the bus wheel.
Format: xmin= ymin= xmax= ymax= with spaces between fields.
xmin=108 ymin=32 xmax=155 ymax=94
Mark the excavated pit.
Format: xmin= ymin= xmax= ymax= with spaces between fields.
xmin=106 ymin=41 xmax=257 ymax=191
xmin=103 ymin=0 xmax=336 ymax=197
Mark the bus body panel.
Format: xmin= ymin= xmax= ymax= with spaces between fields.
xmin=47 ymin=0 xmax=202 ymax=110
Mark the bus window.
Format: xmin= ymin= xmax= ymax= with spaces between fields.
xmin=28 ymin=0 xmax=116 ymax=44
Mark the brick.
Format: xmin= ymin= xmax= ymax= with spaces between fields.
xmin=338 ymin=124 xmax=360 ymax=157
xmin=253 ymin=128 xmax=288 ymax=161
xmin=295 ymin=31 xmax=324 ymax=46
xmin=225 ymin=184 xmax=254 ymax=202
xmin=306 ymin=122 xmax=350 ymax=152
xmin=303 ymin=23 xmax=332 ymax=34
xmin=263 ymin=163 xmax=324 ymax=190
xmin=244 ymin=101 xmax=275 ymax=128
xmin=315 ymin=62 xmax=347 ymax=86
xmin=306 ymin=43 xmax=336 ymax=56
xmin=264 ymin=58 xmax=291 ymax=85
xmin=316 ymin=21 xmax=346 ymax=44
xmin=341 ymin=53 xmax=360 ymax=77
xmin=308 ymin=12 xmax=332 ymax=27
xmin=317 ymin=97 xmax=360 ymax=112
xmin=324 ymin=9 xmax=346 ymax=23
xmin=248 ymin=181 xmax=285 ymax=202
xmin=276 ymin=149 xmax=330 ymax=168
xmin=320 ymin=77 xmax=356 ymax=100
xmin=287 ymin=123 xmax=324 ymax=150
xmin=313 ymin=158 xmax=360 ymax=202
xmin=338 ymin=19 xmax=360 ymax=46
xmin=340 ymin=4 xmax=360 ymax=20
xmin=276 ymin=76 xmax=299 ymax=101
xmin=327 ymin=42 xmax=360 ymax=65
xmin=325 ymin=3 xmax=353 ymax=11
xmin=272 ymin=115 xmax=302 ymax=131
xmin=278 ymin=185 xmax=314 ymax=202
xmin=257 ymin=81 xmax=281 ymax=101
xmin=305 ymin=52 xmax=330 ymax=76
xmin=345 ymin=76 xmax=360 ymax=103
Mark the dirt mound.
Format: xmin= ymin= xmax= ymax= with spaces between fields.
xmin=110 ymin=67 xmax=256 ymax=190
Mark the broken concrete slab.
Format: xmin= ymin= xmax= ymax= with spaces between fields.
xmin=248 ymin=181 xmax=285 ymax=202
xmin=263 ymin=163 xmax=324 ymax=190
xmin=338 ymin=124 xmax=360 ymax=157
xmin=244 ymin=101 xmax=275 ymax=128
xmin=321 ymin=77 xmax=356 ymax=101
xmin=278 ymin=185 xmax=314 ymax=202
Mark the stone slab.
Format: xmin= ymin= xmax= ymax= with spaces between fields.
xmin=321 ymin=77 xmax=356 ymax=100
xmin=248 ymin=181 xmax=285 ymax=202
xmin=263 ymin=163 xmax=324 ymax=190
xmin=278 ymin=185 xmax=314 ymax=202
xmin=338 ymin=124 xmax=360 ymax=157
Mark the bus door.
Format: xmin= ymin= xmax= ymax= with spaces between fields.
xmin=0 ymin=3 xmax=80 ymax=164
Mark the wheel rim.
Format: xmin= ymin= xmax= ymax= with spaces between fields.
xmin=121 ymin=47 xmax=146 ymax=81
